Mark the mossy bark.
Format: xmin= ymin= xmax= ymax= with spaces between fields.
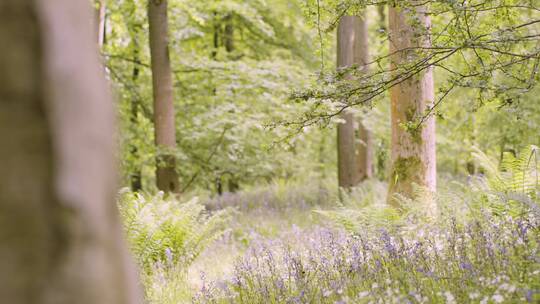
xmin=387 ymin=2 xmax=436 ymax=207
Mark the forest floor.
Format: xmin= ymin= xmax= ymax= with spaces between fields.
xmin=135 ymin=175 xmax=539 ymax=303
xmin=187 ymin=202 xmax=326 ymax=290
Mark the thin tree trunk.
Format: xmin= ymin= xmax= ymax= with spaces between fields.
xmin=0 ymin=0 xmax=142 ymax=303
xmin=387 ymin=2 xmax=436 ymax=206
xmin=337 ymin=15 xmax=373 ymax=189
xmin=148 ymin=0 xmax=180 ymax=192
xmin=130 ymin=23 xmax=143 ymax=192
xmin=224 ymin=13 xmax=234 ymax=53
xmin=467 ymin=113 xmax=477 ymax=175
xmin=377 ymin=4 xmax=386 ymax=32
xmin=212 ymin=11 xmax=219 ymax=59
xmin=95 ymin=0 xmax=106 ymax=47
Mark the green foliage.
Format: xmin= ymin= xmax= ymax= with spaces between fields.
xmin=313 ymin=146 xmax=540 ymax=236
xmin=105 ymin=0 xmax=332 ymax=192
xmin=118 ymin=190 xmax=233 ymax=272
xmin=101 ymin=1 xmax=540 ymax=302
xmin=472 ymin=145 xmax=540 ymax=217
xmin=314 ymin=180 xmax=401 ymax=231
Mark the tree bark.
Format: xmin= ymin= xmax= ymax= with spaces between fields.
xmin=387 ymin=2 xmax=436 ymax=206
xmin=148 ymin=0 xmax=180 ymax=193
xmin=337 ymin=15 xmax=373 ymax=189
xmin=0 ymin=0 xmax=142 ymax=303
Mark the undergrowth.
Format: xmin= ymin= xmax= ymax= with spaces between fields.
xmin=118 ymin=191 xmax=233 ymax=302
xmin=192 ymin=146 xmax=540 ymax=303
xmin=120 ymin=147 xmax=540 ymax=304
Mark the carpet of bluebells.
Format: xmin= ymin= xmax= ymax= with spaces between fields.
xmin=194 ymin=212 xmax=539 ymax=303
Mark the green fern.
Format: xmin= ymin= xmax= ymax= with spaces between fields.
xmin=473 ymin=145 xmax=539 ymax=216
xmin=314 ymin=180 xmax=403 ymax=233
xmin=118 ymin=191 xmax=233 ymax=273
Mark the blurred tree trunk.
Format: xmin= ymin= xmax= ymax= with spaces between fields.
xmin=224 ymin=13 xmax=234 ymax=53
xmin=95 ymin=0 xmax=106 ymax=47
xmin=354 ymin=12 xmax=374 ymax=182
xmin=357 ymin=123 xmax=374 ymax=181
xmin=337 ymin=16 xmax=359 ymax=190
xmin=148 ymin=0 xmax=180 ymax=193
xmin=377 ymin=4 xmax=386 ymax=32
xmin=337 ymin=15 xmax=373 ymax=189
xmin=0 ymin=0 xmax=142 ymax=303
xmin=129 ymin=20 xmax=143 ymax=192
xmin=224 ymin=13 xmax=240 ymax=193
xmin=387 ymin=2 xmax=436 ymax=206
xmin=212 ymin=11 xmax=219 ymax=59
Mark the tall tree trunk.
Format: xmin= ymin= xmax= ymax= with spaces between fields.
xmin=337 ymin=16 xmax=359 ymax=190
xmin=95 ymin=0 xmax=106 ymax=47
xmin=387 ymin=2 xmax=436 ymax=206
xmin=0 ymin=0 xmax=142 ymax=303
xmin=130 ymin=24 xmax=143 ymax=192
xmin=148 ymin=0 xmax=180 ymax=193
xmin=337 ymin=15 xmax=373 ymax=189
xmin=354 ymin=12 xmax=374 ymax=182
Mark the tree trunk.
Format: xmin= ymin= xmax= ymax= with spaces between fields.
xmin=354 ymin=12 xmax=374 ymax=182
xmin=377 ymin=4 xmax=386 ymax=32
xmin=130 ymin=25 xmax=143 ymax=192
xmin=95 ymin=0 xmax=106 ymax=47
xmin=148 ymin=0 xmax=180 ymax=193
xmin=357 ymin=122 xmax=374 ymax=180
xmin=387 ymin=2 xmax=436 ymax=206
xmin=0 ymin=0 xmax=142 ymax=303
xmin=212 ymin=11 xmax=219 ymax=59
xmin=224 ymin=13 xmax=234 ymax=53
xmin=337 ymin=15 xmax=373 ymax=189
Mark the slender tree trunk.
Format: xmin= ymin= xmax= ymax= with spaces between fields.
xmin=387 ymin=2 xmax=436 ymax=206
xmin=223 ymin=13 xmax=241 ymax=192
xmin=466 ymin=113 xmax=478 ymax=175
xmin=337 ymin=15 xmax=373 ymax=189
xmin=224 ymin=13 xmax=234 ymax=53
xmin=148 ymin=0 xmax=180 ymax=193
xmin=212 ymin=11 xmax=219 ymax=59
xmin=130 ymin=25 xmax=143 ymax=192
xmin=95 ymin=0 xmax=106 ymax=47
xmin=377 ymin=4 xmax=386 ymax=32
xmin=0 ymin=0 xmax=142 ymax=303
